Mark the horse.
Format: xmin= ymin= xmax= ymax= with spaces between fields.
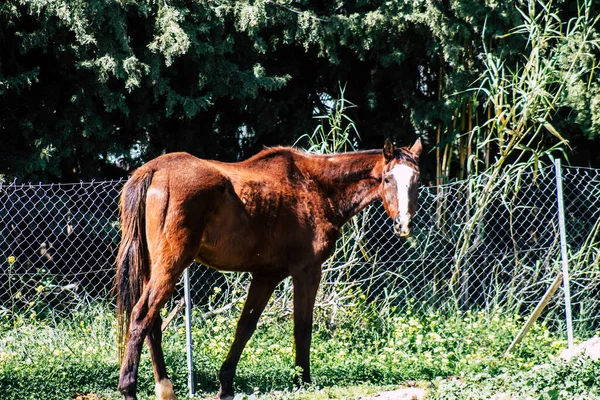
xmin=115 ymin=138 xmax=422 ymax=400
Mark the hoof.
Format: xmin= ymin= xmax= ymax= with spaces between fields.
xmin=155 ymin=379 xmax=179 ymax=400
xmin=216 ymin=392 xmax=234 ymax=400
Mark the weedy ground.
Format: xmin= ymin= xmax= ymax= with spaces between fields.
xmin=1 ymin=301 xmax=598 ymax=400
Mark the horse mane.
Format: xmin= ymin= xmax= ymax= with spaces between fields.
xmin=245 ymin=145 xmax=414 ymax=162
xmin=240 ymin=146 xmax=297 ymax=162
xmin=245 ymin=146 xmax=382 ymax=161
xmin=240 ymin=145 xmax=415 ymax=186
xmin=241 ymin=146 xmax=373 ymax=182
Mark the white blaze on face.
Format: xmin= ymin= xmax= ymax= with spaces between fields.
xmin=390 ymin=164 xmax=415 ymax=234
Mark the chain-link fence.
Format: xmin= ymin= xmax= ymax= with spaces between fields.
xmin=1 ymin=165 xmax=599 ymax=332
xmin=0 ymin=180 xmax=122 ymax=318
xmin=561 ymin=166 xmax=600 ymax=331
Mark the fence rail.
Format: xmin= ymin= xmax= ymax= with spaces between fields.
xmin=1 ymin=165 xmax=599 ymax=334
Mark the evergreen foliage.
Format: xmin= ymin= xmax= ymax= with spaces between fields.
xmin=0 ymin=0 xmax=599 ymax=182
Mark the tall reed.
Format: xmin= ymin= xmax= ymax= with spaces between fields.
xmin=454 ymin=0 xmax=600 ymax=272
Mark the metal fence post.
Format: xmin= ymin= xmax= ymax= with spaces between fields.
xmin=184 ymin=267 xmax=196 ymax=397
xmin=554 ymin=158 xmax=574 ymax=350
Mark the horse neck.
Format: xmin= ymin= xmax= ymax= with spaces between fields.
xmin=302 ymin=151 xmax=384 ymax=227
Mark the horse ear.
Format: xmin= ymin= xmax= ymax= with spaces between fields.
xmin=410 ymin=138 xmax=423 ymax=161
xmin=383 ymin=139 xmax=394 ymax=162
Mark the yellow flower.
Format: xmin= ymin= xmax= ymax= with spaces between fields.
xmin=7 ymin=256 xmax=16 ymax=265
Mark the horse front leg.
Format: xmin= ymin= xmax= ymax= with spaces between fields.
xmin=217 ymin=273 xmax=283 ymax=400
xmin=292 ymin=267 xmax=322 ymax=385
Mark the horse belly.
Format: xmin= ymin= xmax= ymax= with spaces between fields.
xmin=195 ymin=212 xmax=318 ymax=274
xmin=194 ymin=203 xmax=289 ymax=273
xmin=192 ymin=172 xmax=318 ymax=273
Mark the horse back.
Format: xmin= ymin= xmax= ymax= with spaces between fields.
xmin=140 ymin=151 xmax=335 ymax=274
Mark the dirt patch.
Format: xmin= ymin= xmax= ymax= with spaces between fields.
xmin=73 ymin=394 xmax=102 ymax=400
xmin=560 ymin=336 xmax=600 ymax=361
xmin=364 ymin=387 xmax=427 ymax=400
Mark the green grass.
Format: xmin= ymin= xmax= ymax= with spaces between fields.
xmin=429 ymin=356 xmax=600 ymax=400
xmin=0 ymin=302 xmax=597 ymax=400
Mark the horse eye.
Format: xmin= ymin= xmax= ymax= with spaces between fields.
xmin=384 ymin=177 xmax=390 ymax=184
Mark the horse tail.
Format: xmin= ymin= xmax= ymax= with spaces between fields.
xmin=115 ymin=167 xmax=154 ymax=364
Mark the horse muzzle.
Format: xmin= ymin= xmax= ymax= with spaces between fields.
xmin=393 ymin=217 xmax=411 ymax=238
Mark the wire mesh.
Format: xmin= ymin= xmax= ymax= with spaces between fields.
xmin=560 ymin=166 xmax=600 ymax=332
xmin=0 ymin=165 xmax=598 ymax=332
xmin=0 ymin=180 xmax=123 ymax=319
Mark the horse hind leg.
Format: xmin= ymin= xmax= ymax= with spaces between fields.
xmin=147 ymin=315 xmax=178 ymax=400
xmin=118 ymin=286 xmax=150 ymax=400
xmin=119 ymin=274 xmax=179 ymax=400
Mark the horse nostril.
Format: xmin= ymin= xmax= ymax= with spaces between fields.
xmin=393 ymin=217 xmax=411 ymax=238
xmin=398 ymin=228 xmax=411 ymax=238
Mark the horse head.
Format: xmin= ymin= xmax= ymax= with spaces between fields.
xmin=381 ymin=138 xmax=422 ymax=238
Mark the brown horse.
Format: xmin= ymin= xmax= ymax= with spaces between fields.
xmin=115 ymin=138 xmax=422 ymax=400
